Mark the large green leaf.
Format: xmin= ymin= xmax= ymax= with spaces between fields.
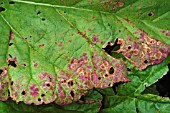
xmin=101 ymin=94 xmax=170 ymax=113
xmin=0 ymin=0 xmax=131 ymax=105
xmin=116 ymin=55 xmax=170 ymax=96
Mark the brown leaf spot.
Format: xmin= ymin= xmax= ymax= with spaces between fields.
xmin=154 ymin=51 xmax=162 ymax=59
xmin=100 ymin=64 xmax=105 ymax=70
xmin=133 ymin=49 xmax=139 ymax=55
xmin=146 ymin=47 xmax=151 ymax=53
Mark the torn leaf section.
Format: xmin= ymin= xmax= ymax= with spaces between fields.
xmin=115 ymin=31 xmax=170 ymax=70
xmin=55 ymin=49 xmax=130 ymax=105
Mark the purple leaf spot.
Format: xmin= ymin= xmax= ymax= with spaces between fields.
xmin=34 ymin=63 xmax=38 ymax=68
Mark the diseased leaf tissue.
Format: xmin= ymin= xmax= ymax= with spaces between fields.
xmin=0 ymin=0 xmax=170 ymax=106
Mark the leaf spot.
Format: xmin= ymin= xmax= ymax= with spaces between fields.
xmin=34 ymin=63 xmax=38 ymax=68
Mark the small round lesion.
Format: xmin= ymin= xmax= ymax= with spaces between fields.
xmin=154 ymin=51 xmax=162 ymax=59
xmin=133 ymin=49 xmax=139 ymax=55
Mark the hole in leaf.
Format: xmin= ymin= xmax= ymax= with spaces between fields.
xmin=79 ymin=95 xmax=85 ymax=101
xmin=38 ymin=98 xmax=41 ymax=101
xmin=128 ymin=45 xmax=131 ymax=49
xmin=41 ymin=18 xmax=45 ymax=21
xmin=103 ymin=38 xmax=120 ymax=55
xmin=0 ymin=69 xmax=3 ymax=75
xmin=98 ymin=77 xmax=101 ymax=80
xmin=21 ymin=91 xmax=26 ymax=95
xmin=1 ymin=2 xmax=3 ymax=4
xmin=37 ymin=11 xmax=41 ymax=15
xmin=70 ymin=90 xmax=74 ymax=97
xmin=109 ymin=67 xmax=114 ymax=74
xmin=112 ymin=82 xmax=123 ymax=94
xmin=68 ymin=80 xmax=74 ymax=87
xmin=0 ymin=7 xmax=5 ymax=12
xmin=46 ymin=83 xmax=50 ymax=87
xmin=11 ymin=81 xmax=13 ymax=85
xmin=156 ymin=63 xmax=170 ymax=97
xmin=22 ymin=63 xmax=27 ymax=66
xmin=105 ymin=74 xmax=108 ymax=77
xmin=8 ymin=61 xmax=17 ymax=67
xmin=136 ymin=108 xmax=139 ymax=113
xmin=9 ymin=43 xmax=13 ymax=46
xmin=127 ymin=68 xmax=131 ymax=71
xmin=9 ymin=1 xmax=15 ymax=4
xmin=8 ymin=90 xmax=10 ymax=95
xmin=148 ymin=12 xmax=154 ymax=16
xmin=41 ymin=94 xmax=45 ymax=97
xmin=64 ymin=11 xmax=66 ymax=13
xmin=30 ymin=36 xmax=32 ymax=38
xmin=9 ymin=54 xmax=12 ymax=58
xmin=108 ymin=83 xmax=111 ymax=87
xmin=144 ymin=60 xmax=148 ymax=64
